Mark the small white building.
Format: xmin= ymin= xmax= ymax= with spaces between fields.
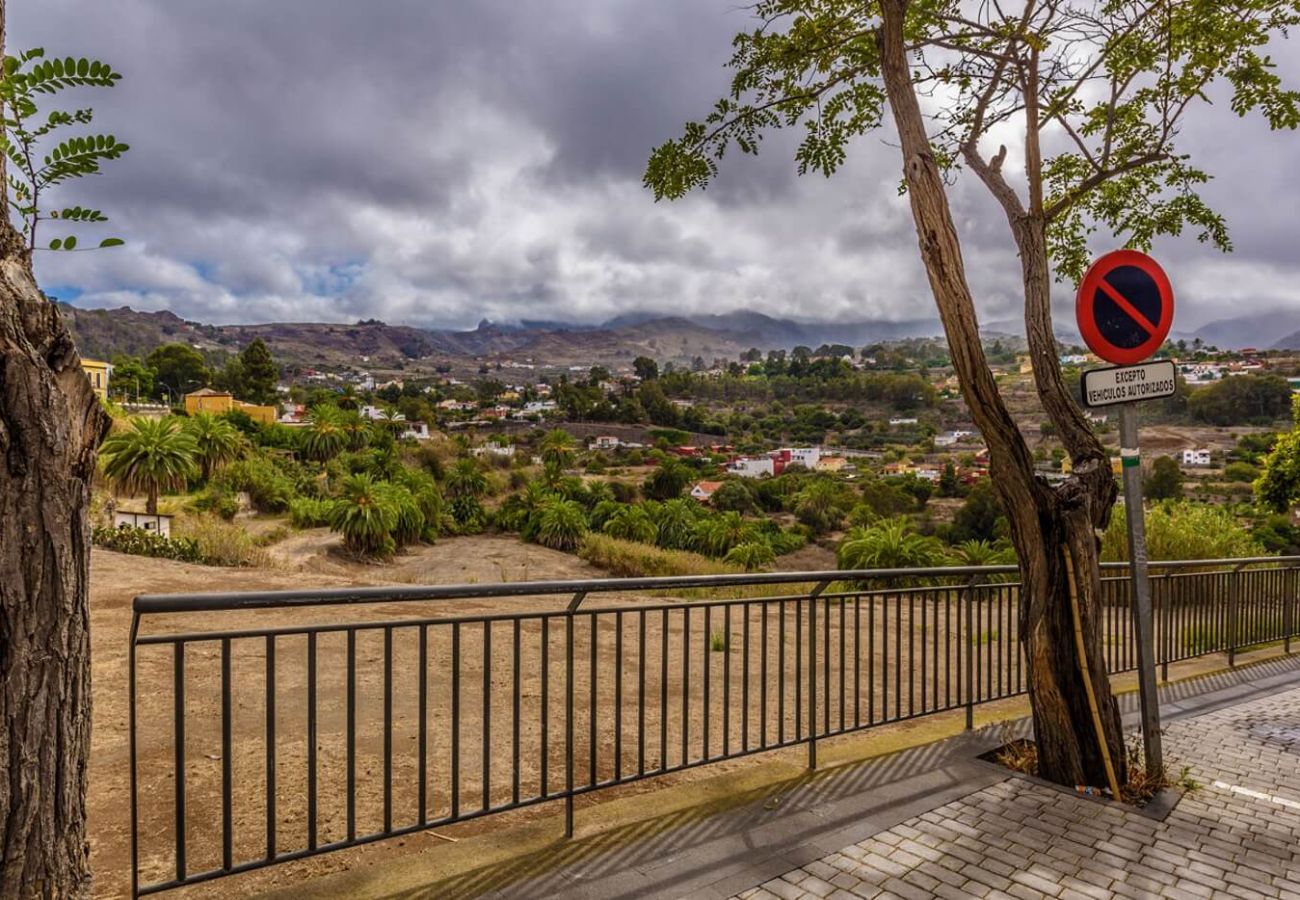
xmin=114 ymin=510 xmax=173 ymax=538
xmin=399 ymin=421 xmax=431 ymax=440
xmin=888 ymin=417 xmax=919 ymax=426
xmin=1181 ymin=448 xmax=1212 ymax=468
xmin=726 ymin=457 xmax=776 ymax=479
xmin=690 ymin=481 xmax=724 ymax=502
xmin=590 ymin=435 xmax=621 ymax=450
xmin=471 ymin=442 xmax=516 ymax=459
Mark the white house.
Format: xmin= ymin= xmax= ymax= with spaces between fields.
xmin=399 ymin=421 xmax=431 ymax=440
xmin=114 ymin=510 xmax=173 ymax=538
xmin=726 ymin=457 xmax=776 ymax=478
xmin=590 ymin=435 xmax=621 ymax=450
xmin=690 ymin=481 xmax=724 ymax=502
xmin=784 ymin=447 xmax=822 ymax=469
xmin=888 ymin=417 xmax=919 ymax=426
xmin=1181 ymin=448 xmax=1212 ymax=468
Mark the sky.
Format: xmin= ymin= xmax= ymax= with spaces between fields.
xmin=12 ymin=1 xmax=1300 ymax=333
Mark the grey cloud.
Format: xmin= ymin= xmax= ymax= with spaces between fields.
xmin=11 ymin=1 xmax=1300 ymax=333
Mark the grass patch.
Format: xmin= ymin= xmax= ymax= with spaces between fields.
xmin=172 ymin=514 xmax=270 ymax=567
xmin=578 ymin=533 xmax=740 ymax=578
xmin=710 ymin=630 xmax=728 ymax=652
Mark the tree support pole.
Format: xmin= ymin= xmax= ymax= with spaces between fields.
xmin=1119 ymin=404 xmax=1163 ymax=781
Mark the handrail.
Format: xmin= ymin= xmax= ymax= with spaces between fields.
xmin=132 ymin=555 xmax=1300 ymax=614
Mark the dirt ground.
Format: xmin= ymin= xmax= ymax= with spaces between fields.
xmin=89 ymin=534 xmax=1275 ymax=899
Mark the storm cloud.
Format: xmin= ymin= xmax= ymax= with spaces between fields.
xmin=12 ymin=0 xmax=1300 ymax=332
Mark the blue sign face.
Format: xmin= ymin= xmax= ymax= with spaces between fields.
xmin=1092 ymin=265 xmax=1162 ymax=350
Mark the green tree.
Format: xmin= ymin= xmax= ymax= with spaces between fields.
xmin=1188 ymin=375 xmax=1292 ymax=425
xmin=837 ymin=519 xmax=945 ymax=572
xmin=643 ymin=458 xmax=691 ymax=500
xmin=108 ymin=354 xmax=155 ymax=401
xmin=647 ymin=0 xmax=1300 ymax=789
xmin=532 ymin=498 xmax=589 ymax=551
xmin=1257 ymin=430 xmax=1300 ymax=513
xmin=710 ymin=480 xmax=756 ymax=514
xmin=633 ymin=355 xmax=659 ymax=381
xmin=651 ymin=498 xmax=700 ymax=550
xmin=602 ymin=504 xmax=657 ymax=544
xmin=949 ymin=480 xmax=1007 ymax=545
xmin=184 ymin=412 xmax=245 ymax=482
xmin=301 ymin=405 xmax=348 ymax=461
xmin=100 ymin=417 xmax=197 ymax=514
xmin=539 ymin=428 xmax=577 ymax=470
xmin=239 ymin=337 xmax=279 ymax=405
xmin=147 ymin=343 xmax=210 ymax=401
xmin=330 ymin=473 xmax=397 ymax=558
xmin=1144 ymin=456 xmax=1184 ymax=501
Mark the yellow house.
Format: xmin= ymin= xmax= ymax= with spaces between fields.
xmin=184 ymin=388 xmax=276 ymax=425
xmin=81 ymin=358 xmax=111 ymax=400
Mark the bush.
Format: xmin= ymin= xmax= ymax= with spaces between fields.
xmin=92 ymin=525 xmax=203 ymax=563
xmin=172 ymin=515 xmax=270 ymax=567
xmin=724 ymin=541 xmax=776 ymax=571
xmin=193 ymin=488 xmax=240 ymax=520
xmin=1224 ymin=461 xmax=1260 ymax=483
xmin=578 ymin=533 xmax=739 ymax=577
xmin=531 ymin=498 xmax=589 ymax=551
xmin=1101 ymin=501 xmax=1267 ymax=562
xmin=216 ymin=455 xmax=296 ymax=513
xmin=289 ymin=496 xmax=335 ymax=528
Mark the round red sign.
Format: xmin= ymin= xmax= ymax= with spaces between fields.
xmin=1075 ymin=249 xmax=1174 ymax=365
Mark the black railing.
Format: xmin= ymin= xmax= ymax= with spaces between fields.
xmin=128 ymin=557 xmax=1300 ymax=896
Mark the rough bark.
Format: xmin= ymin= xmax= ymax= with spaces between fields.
xmin=878 ymin=0 xmax=1124 ymax=789
xmin=0 ymin=1 xmax=109 ymax=886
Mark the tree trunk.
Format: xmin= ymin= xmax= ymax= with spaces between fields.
xmin=147 ymin=483 xmax=158 ymax=516
xmin=878 ymin=0 xmax=1125 ymax=790
xmin=0 ymin=222 xmax=107 ymax=892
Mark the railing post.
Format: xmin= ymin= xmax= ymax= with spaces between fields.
xmin=1229 ymin=564 xmax=1247 ymax=667
xmin=1287 ymin=566 xmax=1296 ymax=656
xmin=128 ymin=613 xmax=140 ymax=900
xmin=807 ymin=581 xmax=829 ymax=770
xmin=565 ymin=591 xmax=585 ymax=839
xmin=964 ymin=578 xmax=978 ymax=730
xmin=1161 ymin=572 xmax=1172 ymax=682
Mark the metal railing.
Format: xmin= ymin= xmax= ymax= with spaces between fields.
xmin=127 ymin=556 xmax=1300 ymax=895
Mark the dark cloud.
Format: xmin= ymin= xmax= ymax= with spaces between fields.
xmin=12 ymin=1 xmax=1300 ymax=332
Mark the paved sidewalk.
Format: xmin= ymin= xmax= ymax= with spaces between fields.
xmin=500 ymin=654 xmax=1300 ymax=900
xmin=734 ymin=671 xmax=1300 ymax=900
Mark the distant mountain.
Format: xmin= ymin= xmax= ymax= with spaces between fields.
xmin=56 ymin=303 xmax=985 ymax=369
xmin=1182 ymin=311 xmax=1300 ymax=350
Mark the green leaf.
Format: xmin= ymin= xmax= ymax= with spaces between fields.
xmin=77 ymin=57 xmax=89 ymax=77
xmin=49 ymin=237 xmax=62 ymax=250
xmin=63 ymin=235 xmax=77 ymax=250
xmin=99 ymin=237 xmax=124 ymax=248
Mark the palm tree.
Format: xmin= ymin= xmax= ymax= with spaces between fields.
xmin=602 ymin=505 xmax=656 ymax=543
xmin=184 ymin=412 xmax=245 ymax=481
xmin=539 ymin=429 xmax=577 ymax=471
xmin=340 ymin=408 xmax=372 ymax=451
xmin=533 ymin=498 xmax=589 ymax=551
xmin=793 ymin=478 xmax=847 ymax=533
xmin=329 ymin=473 xmax=397 ymax=557
xmin=446 ymin=457 xmax=489 ymax=498
xmin=695 ymin=511 xmax=754 ymax=558
xmin=948 ymin=539 xmax=1017 ymax=568
xmin=725 ymin=540 xmax=776 ymax=572
xmin=836 ymin=518 xmax=945 ymax=573
xmin=100 ymin=417 xmax=198 ymax=514
xmin=652 ymin=497 xmax=700 ymax=550
xmin=302 ymin=405 xmax=347 ymax=461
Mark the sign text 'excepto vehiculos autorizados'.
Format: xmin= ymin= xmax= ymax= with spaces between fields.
xmin=1080 ymin=359 xmax=1177 ymax=408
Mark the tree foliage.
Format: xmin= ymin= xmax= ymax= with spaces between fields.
xmin=1 ymin=48 xmax=128 ymax=251
xmin=99 ymin=417 xmax=197 ymax=514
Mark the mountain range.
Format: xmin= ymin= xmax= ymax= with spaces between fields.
xmin=56 ymin=302 xmax=1300 ymax=371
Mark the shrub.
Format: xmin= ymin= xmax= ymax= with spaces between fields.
xmin=837 ymin=518 xmax=946 ymax=572
xmin=1101 ymin=501 xmax=1267 ymax=562
xmin=216 ymin=455 xmax=296 ymax=513
xmin=578 ymin=533 xmax=739 ymax=577
xmin=725 ymin=541 xmax=776 ymax=571
xmin=172 ymin=515 xmax=270 ymax=567
xmin=330 ymin=473 xmax=398 ymax=558
xmin=289 ymin=496 xmax=335 ymax=528
xmin=92 ymin=525 xmax=203 ymax=563
xmin=193 ymin=487 xmax=240 ymax=520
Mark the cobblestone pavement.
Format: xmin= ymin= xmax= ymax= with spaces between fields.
xmin=733 ymin=686 xmax=1300 ymax=900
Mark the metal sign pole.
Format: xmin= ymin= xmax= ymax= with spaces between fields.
xmin=1119 ymin=403 xmax=1163 ymax=779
